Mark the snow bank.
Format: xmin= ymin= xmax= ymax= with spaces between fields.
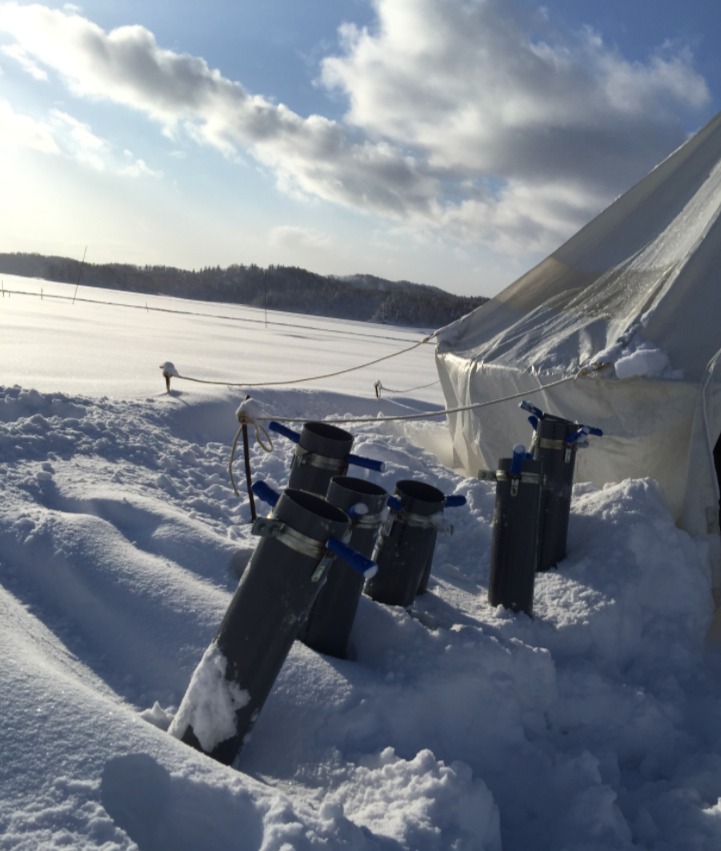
xmin=2 ymin=285 xmax=721 ymax=850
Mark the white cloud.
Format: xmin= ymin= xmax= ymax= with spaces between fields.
xmin=49 ymin=109 xmax=109 ymax=171
xmin=1 ymin=42 xmax=47 ymax=79
xmin=322 ymin=1 xmax=708 ymax=182
xmin=0 ymin=98 xmax=59 ymax=153
xmin=0 ymin=97 xmax=160 ymax=178
xmin=0 ymin=0 xmax=711 ymax=258
xmin=268 ymin=225 xmax=332 ymax=252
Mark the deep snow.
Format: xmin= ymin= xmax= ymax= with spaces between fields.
xmin=2 ymin=277 xmax=721 ymax=850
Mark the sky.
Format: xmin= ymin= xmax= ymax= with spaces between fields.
xmin=0 ymin=0 xmax=720 ymax=296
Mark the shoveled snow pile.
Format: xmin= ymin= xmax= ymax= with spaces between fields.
xmin=2 ymin=279 xmax=721 ymax=850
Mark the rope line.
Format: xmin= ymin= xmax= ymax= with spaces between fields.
xmin=163 ymin=333 xmax=436 ymax=390
xmin=226 ymin=369 xmax=584 ymax=504
xmin=257 ymin=372 xmax=580 ymax=427
xmin=374 ymin=378 xmax=440 ymax=396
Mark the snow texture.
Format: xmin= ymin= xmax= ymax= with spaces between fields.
xmin=2 ymin=276 xmax=721 ymax=850
xmin=591 ymin=329 xmax=683 ymax=380
xmin=168 ymin=642 xmax=250 ymax=752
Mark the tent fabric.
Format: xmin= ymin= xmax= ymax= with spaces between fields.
xmin=435 ymin=110 xmax=721 ymax=587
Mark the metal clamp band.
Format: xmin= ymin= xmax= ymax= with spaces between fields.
xmin=495 ymin=470 xmax=542 ymax=485
xmin=388 ymin=507 xmax=444 ymax=531
xmin=251 ymin=517 xmax=352 ymax=582
xmin=294 ymin=445 xmax=348 ymax=472
xmin=538 ymin=437 xmax=567 ymax=451
xmin=352 ymin=511 xmax=385 ymax=530
xmin=251 ymin=516 xmax=326 ymax=558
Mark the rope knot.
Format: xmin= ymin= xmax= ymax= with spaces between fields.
xmin=235 ymin=397 xmax=274 ymax=453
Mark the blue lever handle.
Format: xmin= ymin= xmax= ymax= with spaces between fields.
xmin=444 ymin=494 xmax=466 ymax=508
xmin=268 ymin=422 xmax=384 ymax=470
xmin=577 ymin=423 xmax=604 ymax=437
xmin=268 ymin=421 xmax=301 ymax=443
xmin=347 ymin=453 xmax=385 ymax=472
xmin=326 ymin=537 xmax=378 ymax=579
xmin=509 ymin=444 xmax=527 ymax=477
xmin=520 ymin=400 xmax=544 ymax=419
xmin=387 ymin=495 xmax=402 ymax=512
xmin=251 ymin=480 xmax=280 ymax=507
xmin=566 ymin=424 xmax=604 ymax=444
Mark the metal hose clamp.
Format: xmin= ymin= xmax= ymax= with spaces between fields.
xmin=352 ymin=510 xmax=385 ymax=531
xmin=294 ymin=444 xmax=348 ymax=472
xmin=252 ymin=517 xmax=350 ymax=581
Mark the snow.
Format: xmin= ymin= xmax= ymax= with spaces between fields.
xmin=590 ymin=328 xmax=683 ymax=380
xmin=168 ymin=642 xmax=251 ymax=753
xmin=3 ymin=275 xmax=721 ymax=849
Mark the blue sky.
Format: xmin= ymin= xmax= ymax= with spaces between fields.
xmin=0 ymin=1 xmax=719 ymax=296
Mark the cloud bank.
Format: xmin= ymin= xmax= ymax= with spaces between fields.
xmin=0 ymin=0 xmax=710 ymax=256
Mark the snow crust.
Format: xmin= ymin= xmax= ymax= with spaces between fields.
xmin=2 ymin=278 xmax=721 ymax=850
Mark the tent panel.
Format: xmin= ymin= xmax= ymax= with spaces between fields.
xmin=436 ymin=350 xmax=705 ymax=524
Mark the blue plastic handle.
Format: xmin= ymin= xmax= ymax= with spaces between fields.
xmin=566 ymin=424 xmax=603 ymax=444
xmin=528 ymin=415 xmax=539 ymax=432
xmin=520 ymin=400 xmax=544 ymax=419
xmin=387 ymin=495 xmax=402 ymax=513
xmin=268 ymin=421 xmax=301 ymax=443
xmin=268 ymin=422 xmax=384 ymax=471
xmin=509 ymin=444 xmax=527 ymax=477
xmin=578 ymin=423 xmax=604 ymax=437
xmin=251 ymin=480 xmax=280 ymax=507
xmin=326 ymin=537 xmax=378 ymax=579
xmin=347 ymin=453 xmax=385 ymax=472
xmin=444 ymin=494 xmax=466 ymax=508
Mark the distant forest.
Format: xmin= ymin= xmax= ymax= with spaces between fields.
xmin=0 ymin=253 xmax=488 ymax=328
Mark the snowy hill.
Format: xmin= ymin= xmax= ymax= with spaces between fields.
xmin=0 ymin=253 xmax=488 ymax=329
xmin=2 ymin=277 xmax=721 ymax=850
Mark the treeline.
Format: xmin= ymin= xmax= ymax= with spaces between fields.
xmin=0 ymin=253 xmax=487 ymax=328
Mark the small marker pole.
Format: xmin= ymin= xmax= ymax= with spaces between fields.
xmin=241 ymin=395 xmax=257 ymax=521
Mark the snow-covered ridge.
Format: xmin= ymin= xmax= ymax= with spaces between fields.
xmin=0 ymin=252 xmax=488 ymax=329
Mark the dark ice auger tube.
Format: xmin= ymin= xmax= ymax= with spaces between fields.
xmin=301 ymin=476 xmax=388 ymax=658
xmin=251 ymin=480 xmax=378 ymax=578
xmin=484 ymin=445 xmax=541 ymax=616
xmin=365 ymin=479 xmax=446 ymax=608
xmin=416 ymin=492 xmax=467 ymax=595
xmin=170 ymin=484 xmax=377 ymax=766
xmin=268 ymin=420 xmax=384 ymax=496
xmin=520 ymin=401 xmax=603 ymax=572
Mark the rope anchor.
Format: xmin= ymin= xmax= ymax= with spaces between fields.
xmin=228 ymin=397 xmax=274 ymax=518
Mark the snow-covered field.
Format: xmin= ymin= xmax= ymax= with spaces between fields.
xmin=2 ymin=276 xmax=721 ymax=850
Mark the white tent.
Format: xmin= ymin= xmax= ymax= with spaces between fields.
xmin=435 ymin=110 xmax=721 ymax=589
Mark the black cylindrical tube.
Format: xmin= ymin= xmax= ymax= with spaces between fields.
xmin=365 ymin=479 xmax=445 ymax=608
xmin=287 ymin=421 xmax=354 ymax=495
xmin=301 ymin=476 xmax=388 ymax=658
xmin=415 ymin=529 xmax=438 ymax=596
xmin=170 ymin=488 xmax=349 ymax=765
xmin=533 ymin=415 xmax=577 ymax=571
xmin=487 ymin=457 xmax=541 ymax=616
